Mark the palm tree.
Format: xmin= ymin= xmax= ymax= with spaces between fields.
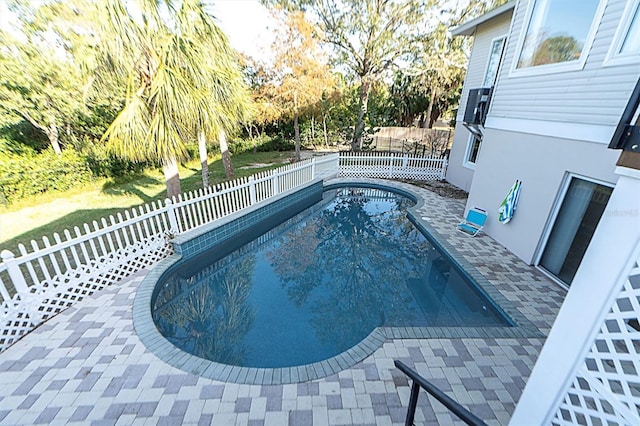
xmin=191 ymin=2 xmax=254 ymax=184
xmin=95 ymin=0 xmax=251 ymax=197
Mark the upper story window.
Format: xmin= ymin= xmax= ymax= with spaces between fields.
xmin=514 ymin=0 xmax=605 ymax=73
xmin=606 ymin=0 xmax=640 ymax=65
xmin=462 ymin=36 xmax=507 ymax=170
xmin=483 ymin=36 xmax=506 ymax=87
xmin=620 ymin=2 xmax=640 ymax=54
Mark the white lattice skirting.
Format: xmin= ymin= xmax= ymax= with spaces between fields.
xmin=0 ymin=236 xmax=172 ymax=352
xmin=553 ymin=242 xmax=640 ymax=426
xmin=340 ymin=166 xmax=445 ymax=180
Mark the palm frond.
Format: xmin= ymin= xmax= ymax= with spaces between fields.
xmin=97 ymin=0 xmax=253 ymax=175
xmin=102 ymin=94 xmax=151 ymax=161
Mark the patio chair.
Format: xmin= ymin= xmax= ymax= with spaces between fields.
xmin=457 ymin=207 xmax=487 ymax=236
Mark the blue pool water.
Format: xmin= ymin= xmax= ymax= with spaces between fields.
xmin=152 ymin=187 xmax=511 ymax=368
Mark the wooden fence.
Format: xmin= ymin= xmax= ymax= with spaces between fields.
xmin=0 ymin=151 xmax=446 ymax=351
xmin=369 ymin=127 xmax=452 ymax=155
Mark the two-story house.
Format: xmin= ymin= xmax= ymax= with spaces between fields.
xmin=448 ymin=0 xmax=640 ymax=423
xmin=447 ymin=0 xmax=638 ymax=289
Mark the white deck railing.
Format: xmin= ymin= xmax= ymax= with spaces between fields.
xmin=0 ymin=151 xmax=445 ymax=351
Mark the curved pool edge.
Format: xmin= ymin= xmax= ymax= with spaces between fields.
xmin=134 ymin=260 xmax=388 ymax=384
xmin=133 ymin=177 xmax=543 ymax=385
xmin=329 ymin=178 xmax=542 ymax=338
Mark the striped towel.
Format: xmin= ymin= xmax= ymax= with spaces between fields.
xmin=499 ymin=180 xmax=521 ymax=224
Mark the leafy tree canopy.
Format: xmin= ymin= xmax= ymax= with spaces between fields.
xmin=94 ymin=0 xmax=252 ymax=197
xmin=263 ymin=0 xmax=433 ymax=149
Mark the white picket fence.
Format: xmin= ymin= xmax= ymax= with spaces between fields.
xmin=0 ymin=151 xmax=446 ymax=352
xmin=339 ymin=152 xmax=447 ymax=180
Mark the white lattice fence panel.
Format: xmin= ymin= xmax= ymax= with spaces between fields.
xmin=338 ymin=153 xmax=446 ymax=181
xmin=390 ymin=167 xmax=445 ymax=180
xmin=0 ymin=235 xmax=171 ymax=352
xmin=553 ymin=248 xmax=640 ymax=426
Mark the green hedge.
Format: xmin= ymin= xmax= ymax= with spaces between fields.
xmin=0 ymin=149 xmax=93 ymax=204
xmin=230 ymin=135 xmax=294 ymax=154
xmin=83 ymin=144 xmax=150 ymax=178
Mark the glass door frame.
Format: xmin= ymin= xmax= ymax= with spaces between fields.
xmin=534 ymin=172 xmax=615 ymax=289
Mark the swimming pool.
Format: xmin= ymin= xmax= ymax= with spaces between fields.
xmin=153 ymin=186 xmax=510 ymax=369
xmin=134 ymin=179 xmax=539 ymax=384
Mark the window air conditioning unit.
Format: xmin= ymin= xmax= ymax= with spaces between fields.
xmin=463 ymin=87 xmax=492 ymax=126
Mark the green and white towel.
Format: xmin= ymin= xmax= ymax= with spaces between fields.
xmin=499 ymin=180 xmax=521 ymax=224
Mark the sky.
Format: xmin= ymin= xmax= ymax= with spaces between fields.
xmin=209 ymin=0 xmax=277 ymax=63
xmin=0 ymin=1 xmax=20 ymax=37
xmin=0 ymin=0 xmax=277 ymax=60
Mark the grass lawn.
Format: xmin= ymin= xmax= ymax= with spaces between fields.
xmin=0 ymin=151 xmax=293 ymax=256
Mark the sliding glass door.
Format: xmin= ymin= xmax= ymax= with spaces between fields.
xmin=539 ymin=177 xmax=613 ymax=286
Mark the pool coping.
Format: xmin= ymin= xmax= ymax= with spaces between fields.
xmin=133 ymin=178 xmax=543 ymax=385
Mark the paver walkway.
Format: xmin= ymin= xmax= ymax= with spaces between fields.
xmin=0 ymin=179 xmax=566 ymax=425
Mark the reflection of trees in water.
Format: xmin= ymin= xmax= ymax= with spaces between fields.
xmin=154 ymin=255 xmax=256 ymax=365
xmin=267 ymin=188 xmax=430 ymax=351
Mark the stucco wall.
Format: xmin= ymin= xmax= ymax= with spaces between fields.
xmin=447 ymin=123 xmax=475 ymax=191
xmin=465 ymin=128 xmax=620 ymax=264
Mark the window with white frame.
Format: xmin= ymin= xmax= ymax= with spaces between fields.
xmin=516 ymin=0 xmax=603 ymax=70
xmin=620 ymin=3 xmax=640 ymax=54
xmin=465 ymin=133 xmax=482 ymax=167
xmin=607 ymin=0 xmax=640 ymax=64
xmin=463 ymin=35 xmax=507 ymax=168
xmin=483 ymin=36 xmax=506 ymax=87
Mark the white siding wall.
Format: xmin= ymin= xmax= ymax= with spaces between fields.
xmin=447 ymin=12 xmax=514 ymax=191
xmin=488 ymin=0 xmax=638 ymax=137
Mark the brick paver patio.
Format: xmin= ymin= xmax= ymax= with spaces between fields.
xmin=0 ymin=179 xmax=566 ymax=425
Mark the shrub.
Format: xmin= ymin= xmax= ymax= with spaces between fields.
xmin=0 ymin=149 xmax=93 ymax=203
xmin=229 ymin=134 xmax=294 ymax=154
xmin=75 ymin=138 xmax=152 ymax=178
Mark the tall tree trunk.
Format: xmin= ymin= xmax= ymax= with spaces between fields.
xmin=198 ymin=131 xmax=210 ymax=188
xmin=323 ymin=114 xmax=329 ymax=148
xmin=294 ymin=113 xmax=301 ymax=161
xmin=293 ymin=93 xmax=301 ymax=161
xmin=351 ymin=80 xmax=371 ymax=151
xmin=219 ymin=129 xmax=235 ymax=180
xmin=15 ymin=109 xmax=62 ymax=154
xmin=429 ymin=104 xmax=440 ymax=129
xmin=425 ymin=88 xmax=437 ymax=129
xmin=163 ymin=157 xmax=181 ymax=199
xmin=48 ymin=118 xmax=62 ymax=154
xmin=245 ymin=125 xmax=257 ymax=154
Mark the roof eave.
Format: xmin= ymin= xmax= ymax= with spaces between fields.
xmin=451 ymin=1 xmax=517 ymax=37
